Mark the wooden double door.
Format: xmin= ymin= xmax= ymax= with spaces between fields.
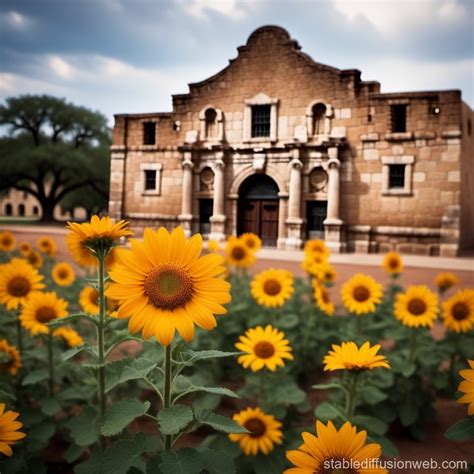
xmin=237 ymin=199 xmax=279 ymax=247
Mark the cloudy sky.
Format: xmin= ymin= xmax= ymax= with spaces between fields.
xmin=1 ymin=0 xmax=472 ymax=125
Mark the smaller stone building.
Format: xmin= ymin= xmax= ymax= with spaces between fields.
xmin=109 ymin=26 xmax=474 ymax=255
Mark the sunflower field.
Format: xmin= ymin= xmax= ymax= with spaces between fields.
xmin=0 ymin=219 xmax=473 ymax=473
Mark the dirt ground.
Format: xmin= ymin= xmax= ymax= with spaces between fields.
xmin=4 ymin=226 xmax=474 ymax=472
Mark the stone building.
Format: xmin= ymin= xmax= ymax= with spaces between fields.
xmin=109 ymin=25 xmax=473 ymax=255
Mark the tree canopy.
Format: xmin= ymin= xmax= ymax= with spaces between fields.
xmin=0 ymin=94 xmax=111 ymax=222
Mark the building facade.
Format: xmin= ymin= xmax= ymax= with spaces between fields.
xmin=109 ymin=26 xmax=473 ymax=255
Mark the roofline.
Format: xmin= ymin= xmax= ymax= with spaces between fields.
xmin=114 ymin=112 xmax=172 ymax=118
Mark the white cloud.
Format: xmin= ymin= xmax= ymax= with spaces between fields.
xmin=332 ymin=0 xmax=468 ymax=34
xmin=182 ymin=0 xmax=254 ymax=20
xmin=48 ymin=55 xmax=75 ymax=80
xmin=4 ymin=10 xmax=31 ymax=29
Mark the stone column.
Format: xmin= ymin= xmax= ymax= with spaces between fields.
xmin=285 ymin=150 xmax=303 ymax=249
xmin=209 ymin=152 xmax=226 ymax=242
xmin=277 ymin=192 xmax=288 ymax=249
xmin=324 ymin=147 xmax=345 ymax=253
xmin=178 ymin=152 xmax=194 ymax=237
xmin=109 ymin=146 xmax=126 ymax=220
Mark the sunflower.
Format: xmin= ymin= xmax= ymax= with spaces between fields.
xmin=79 ymin=286 xmax=100 ymax=315
xmin=0 ymin=403 xmax=26 ymax=457
xmin=314 ymin=263 xmax=336 ymax=284
xmin=442 ymin=289 xmax=474 ymax=333
xmin=53 ymin=327 xmax=84 ymax=348
xmin=301 ymin=251 xmax=328 ymax=276
xmin=235 ymin=325 xmax=293 ymax=372
xmin=382 ymin=251 xmax=403 ymax=274
xmin=458 ymin=359 xmax=474 ymax=415
xmin=435 ymin=272 xmax=459 ymax=293
xmin=51 ymin=262 xmax=75 ymax=287
xmin=18 ymin=242 xmax=32 ymax=256
xmin=225 ymin=236 xmax=256 ymax=268
xmin=285 ymin=420 xmax=387 ymax=474
xmin=19 ymin=291 xmax=68 ymax=335
xmin=229 ymin=406 xmax=282 ymax=456
xmin=25 ymin=250 xmax=43 ymax=269
xmin=323 ymin=341 xmax=390 ymax=372
xmin=37 ymin=236 xmax=57 ymax=256
xmin=106 ymin=226 xmax=231 ymax=346
xmin=394 ymin=285 xmax=438 ymax=328
xmin=0 ymin=259 xmax=45 ymax=310
xmin=240 ymin=232 xmax=262 ymax=252
xmin=207 ymin=239 xmax=219 ymax=252
xmin=341 ymin=273 xmax=383 ymax=315
xmin=0 ymin=231 xmax=16 ymax=252
xmin=304 ymin=239 xmax=328 ymax=257
xmin=313 ymin=280 xmax=335 ymax=316
xmin=0 ymin=339 xmax=21 ymax=375
xmin=66 ymin=215 xmax=132 ymax=266
xmin=251 ymin=269 xmax=294 ymax=308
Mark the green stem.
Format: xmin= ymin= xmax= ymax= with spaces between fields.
xmin=97 ymin=251 xmax=107 ymax=422
xmin=355 ymin=316 xmax=363 ymax=341
xmin=16 ymin=318 xmax=23 ymax=354
xmin=163 ymin=344 xmax=172 ymax=451
xmin=345 ymin=372 xmax=360 ymax=422
xmin=408 ymin=329 xmax=418 ymax=364
xmin=449 ymin=334 xmax=460 ymax=389
xmin=48 ymin=332 xmax=54 ymax=396
xmin=259 ymin=370 xmax=267 ymax=407
xmin=16 ymin=317 xmax=23 ymax=405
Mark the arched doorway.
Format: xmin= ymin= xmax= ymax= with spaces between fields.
xmin=237 ymin=174 xmax=279 ymax=247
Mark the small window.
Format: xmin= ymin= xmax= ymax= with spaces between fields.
xmin=144 ymin=170 xmax=157 ymax=191
xmin=5 ymin=203 xmax=12 ymax=216
xmin=18 ymin=204 xmax=25 ymax=216
xmin=468 ymin=119 xmax=472 ymax=136
xmin=389 ymin=165 xmax=405 ymax=188
xmin=312 ymin=103 xmax=326 ymax=135
xmin=251 ymin=105 xmax=271 ymax=138
xmin=33 ymin=206 xmax=39 ymax=216
xmin=391 ymin=105 xmax=407 ymax=133
xmin=204 ymin=108 xmax=217 ymax=139
xmin=143 ymin=122 xmax=156 ymax=145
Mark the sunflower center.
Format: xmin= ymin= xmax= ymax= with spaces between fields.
xmin=245 ymin=239 xmax=255 ymax=249
xmin=389 ymin=258 xmax=399 ymax=269
xmin=231 ymin=246 xmax=246 ymax=261
xmin=36 ymin=306 xmax=57 ymax=323
xmin=263 ymin=279 xmax=282 ymax=296
xmin=244 ymin=418 xmax=266 ymax=438
xmin=253 ymin=341 xmax=275 ymax=359
xmin=407 ymin=298 xmax=427 ymax=316
xmin=3 ymin=236 xmax=12 ymax=246
xmin=7 ymin=277 xmax=31 ymax=297
xmin=58 ymin=269 xmax=69 ymax=279
xmin=144 ymin=264 xmax=193 ymax=310
xmin=452 ymin=302 xmax=469 ymax=321
xmin=353 ymin=286 xmax=370 ymax=302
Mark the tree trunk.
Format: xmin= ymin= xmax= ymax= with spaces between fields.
xmin=40 ymin=200 xmax=56 ymax=223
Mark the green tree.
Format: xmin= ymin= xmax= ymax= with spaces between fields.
xmin=0 ymin=94 xmax=110 ymax=222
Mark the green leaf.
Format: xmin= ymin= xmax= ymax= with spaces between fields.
xmin=102 ymin=439 xmax=146 ymax=474
xmin=368 ymin=434 xmax=399 ymax=457
xmin=401 ymin=363 xmax=416 ymax=377
xmin=65 ymin=406 xmax=100 ymax=446
xmin=22 ymin=368 xmax=49 ymax=386
xmin=312 ymin=382 xmax=345 ymax=391
xmin=277 ymin=313 xmax=299 ymax=329
xmin=157 ymin=405 xmax=194 ymax=436
xmin=197 ymin=448 xmax=235 ymax=474
xmin=0 ymin=388 xmax=15 ymax=402
xmin=26 ymin=422 xmax=56 ymax=452
xmin=195 ymin=409 xmax=248 ymax=434
xmin=352 ymin=415 xmax=388 ymax=435
xmin=446 ymin=417 xmax=474 ymax=441
xmin=106 ymin=358 xmax=157 ymax=393
xmin=62 ymin=343 xmax=95 ymax=362
xmin=64 ymin=444 xmax=84 ymax=463
xmin=101 ymin=399 xmax=150 ymax=436
xmin=179 ymin=350 xmax=240 ymax=364
xmin=48 ymin=313 xmax=94 ymax=327
xmin=160 ymin=448 xmax=204 ymax=474
xmin=175 ymin=385 xmax=238 ymax=400
xmin=399 ymin=401 xmax=418 ymax=427
xmin=358 ymin=386 xmax=388 ymax=404
xmin=39 ymin=397 xmax=61 ymax=416
xmin=314 ymin=402 xmax=344 ymax=422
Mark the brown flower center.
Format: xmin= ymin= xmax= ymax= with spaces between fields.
xmin=321 ymin=288 xmax=330 ymax=304
xmin=245 ymin=239 xmax=256 ymax=249
xmin=263 ymin=279 xmax=282 ymax=296
xmin=36 ymin=306 xmax=57 ymax=323
xmin=144 ymin=264 xmax=193 ymax=310
xmin=7 ymin=277 xmax=31 ymax=297
xmin=244 ymin=417 xmax=266 ymax=438
xmin=57 ymin=269 xmax=69 ymax=279
xmin=353 ymin=286 xmax=370 ymax=302
xmin=2 ymin=236 xmax=12 ymax=246
xmin=231 ymin=246 xmax=246 ymax=261
xmin=389 ymin=258 xmax=399 ymax=269
xmin=407 ymin=298 xmax=427 ymax=316
xmin=452 ymin=302 xmax=469 ymax=321
xmin=253 ymin=341 xmax=275 ymax=359
xmin=90 ymin=289 xmax=99 ymax=306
